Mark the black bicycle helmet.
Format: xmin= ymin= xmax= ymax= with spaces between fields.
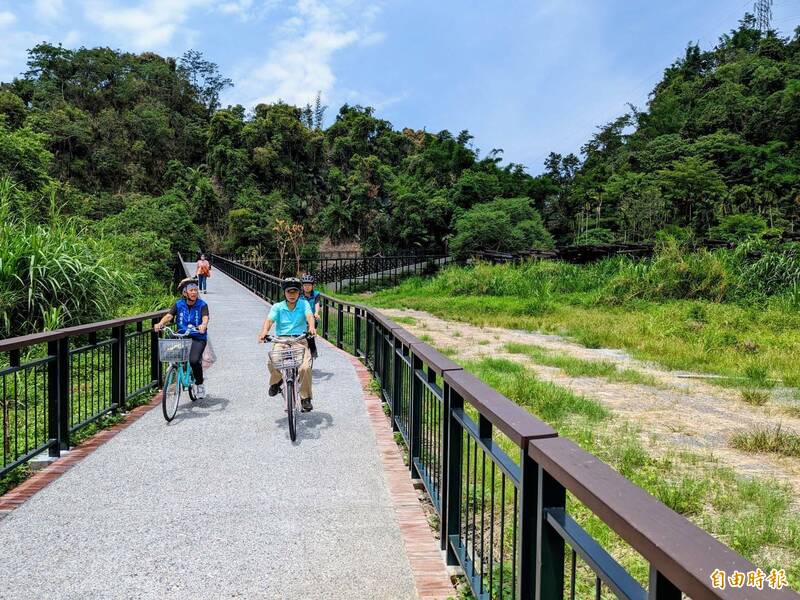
xmin=301 ymin=273 xmax=315 ymax=284
xmin=178 ymin=277 xmax=199 ymax=292
xmin=282 ymin=277 xmax=302 ymax=291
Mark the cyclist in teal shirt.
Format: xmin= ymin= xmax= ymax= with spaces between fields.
xmin=258 ymin=277 xmax=317 ymax=411
xmin=300 ymin=273 xmax=321 ymax=359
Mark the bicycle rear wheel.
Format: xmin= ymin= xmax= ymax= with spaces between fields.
xmin=286 ymin=379 xmax=297 ymax=442
xmin=162 ymin=365 xmax=181 ymax=422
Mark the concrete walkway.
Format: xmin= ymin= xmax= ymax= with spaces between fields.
xmin=0 ymin=267 xmax=417 ymax=599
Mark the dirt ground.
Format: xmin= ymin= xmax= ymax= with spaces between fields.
xmin=380 ymin=308 xmax=800 ymax=497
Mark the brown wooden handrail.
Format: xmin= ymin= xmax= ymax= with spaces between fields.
xmin=529 ymin=436 xmax=798 ymax=599
xmin=0 ymin=311 xmax=167 ymax=353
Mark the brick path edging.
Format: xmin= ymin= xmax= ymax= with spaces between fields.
xmin=0 ymin=394 xmax=162 ymax=513
xmin=341 ymin=350 xmax=456 ymax=600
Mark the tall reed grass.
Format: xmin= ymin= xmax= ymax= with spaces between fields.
xmin=0 ymin=177 xmax=132 ymax=338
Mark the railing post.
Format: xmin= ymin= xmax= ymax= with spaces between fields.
xmin=443 ymin=385 xmax=463 ymax=564
xmin=390 ymin=337 xmax=401 ymax=432
xmin=111 ymin=324 xmax=126 ymax=412
xmin=354 ymin=309 xmax=361 ymax=356
xmin=55 ymin=338 xmax=70 ymax=450
xmin=409 ymin=354 xmax=423 ymax=478
xmin=534 ymin=466 xmax=566 ymax=600
xmin=373 ymin=322 xmax=382 ymax=383
xmin=150 ymin=317 xmax=161 ymax=388
xmin=322 ymin=298 xmax=330 ymax=340
xmin=438 ymin=377 xmax=453 ymax=552
xmin=648 ymin=566 xmax=681 ymax=600
xmin=365 ymin=315 xmax=373 ymax=368
xmin=46 ymin=342 xmax=61 ymax=458
xmin=336 ymin=304 xmax=344 ymax=349
xmin=518 ymin=446 xmax=542 ymax=599
xmin=373 ymin=319 xmax=380 ymax=373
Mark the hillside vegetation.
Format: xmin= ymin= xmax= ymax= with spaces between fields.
xmin=1 ymin=16 xmax=799 ymax=335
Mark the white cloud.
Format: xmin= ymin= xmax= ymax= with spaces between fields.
xmin=64 ymin=29 xmax=82 ymax=46
xmin=343 ymin=88 xmax=408 ymax=111
xmin=34 ymin=0 xmax=64 ymax=22
xmin=219 ymin=0 xmax=254 ymax=16
xmin=82 ymin=0 xmax=213 ymax=51
xmin=359 ymin=31 xmax=385 ymax=47
xmin=235 ymin=0 xmax=385 ymax=108
xmin=218 ymin=0 xmax=280 ymax=21
xmin=0 ymin=10 xmax=17 ymax=28
xmin=0 ymin=29 xmax=43 ymax=83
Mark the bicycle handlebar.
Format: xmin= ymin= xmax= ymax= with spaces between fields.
xmin=162 ymin=325 xmax=196 ymax=338
xmin=261 ymin=331 xmax=313 ymax=344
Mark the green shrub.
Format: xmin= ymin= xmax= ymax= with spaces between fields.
xmin=735 ymin=241 xmax=800 ymax=297
xmin=450 ymin=197 xmax=553 ymax=258
xmin=731 ymin=425 xmax=800 ymax=457
xmin=708 ymin=213 xmax=769 ymax=243
xmin=740 ymin=388 xmax=769 ymax=406
xmin=605 ymin=239 xmax=734 ymax=302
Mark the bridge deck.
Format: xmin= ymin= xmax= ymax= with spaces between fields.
xmin=0 ymin=267 xmax=428 ymax=599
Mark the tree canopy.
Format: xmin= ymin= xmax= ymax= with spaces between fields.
xmin=2 ymin=16 xmax=799 ymax=260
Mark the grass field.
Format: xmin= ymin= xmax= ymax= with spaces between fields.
xmin=343 ymin=260 xmax=800 ymax=387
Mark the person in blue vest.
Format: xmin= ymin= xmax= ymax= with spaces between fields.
xmin=300 ymin=273 xmax=321 ymax=359
xmin=154 ymin=277 xmax=210 ymax=399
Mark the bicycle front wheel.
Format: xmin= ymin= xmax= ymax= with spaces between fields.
xmin=286 ymin=379 xmax=297 ymax=442
xmin=162 ymin=365 xmax=181 ymax=422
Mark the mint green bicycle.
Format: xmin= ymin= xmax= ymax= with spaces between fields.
xmin=159 ymin=326 xmax=198 ymax=421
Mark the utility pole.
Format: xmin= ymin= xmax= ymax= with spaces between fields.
xmin=754 ymin=0 xmax=773 ymax=32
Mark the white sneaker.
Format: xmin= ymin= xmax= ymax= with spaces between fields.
xmin=195 ymin=384 xmax=206 ymax=399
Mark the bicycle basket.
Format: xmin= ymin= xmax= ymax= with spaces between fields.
xmin=159 ymin=338 xmax=192 ymax=362
xmin=269 ymin=346 xmax=305 ymax=370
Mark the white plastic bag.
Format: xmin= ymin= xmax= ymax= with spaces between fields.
xmin=202 ymin=338 xmax=217 ymax=368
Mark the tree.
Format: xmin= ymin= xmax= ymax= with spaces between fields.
xmin=656 ymin=157 xmax=728 ymax=230
xmin=450 ymin=197 xmax=553 ymax=258
xmin=450 ymin=169 xmax=501 ymax=209
xmin=0 ymin=121 xmax=53 ymax=194
xmin=313 ymin=91 xmax=327 ymax=130
xmin=708 ymin=213 xmax=770 ymax=242
xmin=604 ymin=172 xmax=668 ymax=241
xmin=0 ymin=91 xmax=26 ymax=129
xmin=178 ymin=50 xmax=233 ymax=115
xmin=273 ymin=219 xmax=305 ymax=276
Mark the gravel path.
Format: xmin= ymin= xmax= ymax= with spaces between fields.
xmin=0 ymin=268 xmax=416 ymax=600
xmin=382 ymin=307 xmax=800 ymax=496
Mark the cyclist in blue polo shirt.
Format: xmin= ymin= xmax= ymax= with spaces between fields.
xmin=258 ymin=277 xmax=318 ymax=411
xmin=300 ymin=273 xmax=321 ymax=359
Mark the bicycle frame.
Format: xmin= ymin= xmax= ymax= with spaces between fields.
xmin=270 ymin=345 xmax=302 ymax=403
xmin=265 ymin=333 xmax=310 ymax=442
xmin=174 ymin=361 xmax=195 ymax=388
xmin=160 ymin=326 xmax=197 ymax=421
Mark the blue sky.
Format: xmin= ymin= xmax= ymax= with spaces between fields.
xmin=1 ymin=0 xmax=798 ymax=173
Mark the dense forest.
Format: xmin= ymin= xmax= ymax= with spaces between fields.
xmin=1 ymin=15 xmax=799 ymax=335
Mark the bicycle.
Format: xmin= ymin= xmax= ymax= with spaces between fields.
xmin=262 ymin=332 xmax=312 ymax=442
xmin=159 ymin=326 xmax=198 ymax=422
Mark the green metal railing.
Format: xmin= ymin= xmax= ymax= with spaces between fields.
xmin=213 ymin=253 xmax=797 ymax=600
xmin=0 ymin=313 xmax=166 ymax=477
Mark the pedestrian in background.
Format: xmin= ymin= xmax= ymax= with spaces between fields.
xmin=196 ymin=254 xmax=211 ymax=294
